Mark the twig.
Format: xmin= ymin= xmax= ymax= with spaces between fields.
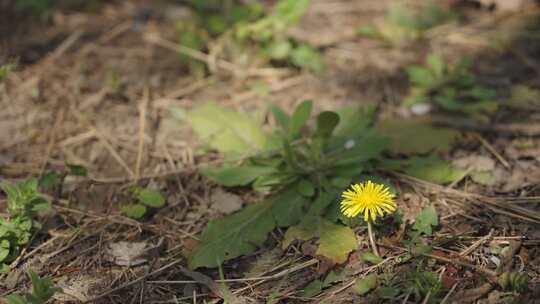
xmin=473 ymin=133 xmax=510 ymax=169
xmin=440 ymin=283 xmax=458 ymax=304
xmin=82 ymin=259 xmax=183 ymax=303
xmin=379 ymin=243 xmax=498 ymax=278
xmin=459 ymin=228 xmax=494 ymax=257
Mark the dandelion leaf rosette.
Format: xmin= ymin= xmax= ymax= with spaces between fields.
xmin=188 ymin=188 xmax=308 ymax=269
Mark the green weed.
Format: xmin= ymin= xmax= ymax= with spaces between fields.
xmin=0 ymin=178 xmax=51 ymax=272
xmin=122 ymin=186 xmax=166 ymax=220
xmin=405 ymin=54 xmax=497 ymax=121
xmin=357 ymin=2 xmax=457 ymax=45
xmin=178 ymin=0 xmax=324 ymax=73
xmin=4 ymin=270 xmax=61 ymax=304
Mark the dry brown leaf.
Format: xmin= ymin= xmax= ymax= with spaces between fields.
xmin=104 ymin=238 xmax=164 ymax=267
xmin=210 ymin=188 xmax=243 ymax=214
xmin=453 ymin=155 xmax=495 ymax=172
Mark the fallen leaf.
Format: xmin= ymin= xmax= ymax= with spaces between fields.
xmin=105 ymin=239 xmax=164 ymax=267
xmin=355 ymin=274 xmax=377 ymax=295
xmin=210 ymin=188 xmax=243 ymax=214
xmin=283 ymin=216 xmax=357 ymax=264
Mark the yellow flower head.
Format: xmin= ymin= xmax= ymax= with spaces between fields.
xmin=340 ymin=181 xmax=396 ymax=222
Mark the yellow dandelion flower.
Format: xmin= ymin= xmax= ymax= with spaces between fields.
xmin=340 ymin=181 xmax=396 ymax=222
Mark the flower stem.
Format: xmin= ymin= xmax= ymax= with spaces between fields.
xmin=367 ymin=221 xmax=379 ymax=257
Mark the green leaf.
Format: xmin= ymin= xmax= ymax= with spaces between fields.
xmin=289 ymin=100 xmax=313 ymax=138
xmin=67 ymin=164 xmax=88 ymax=176
xmin=268 ymin=39 xmax=292 ymax=60
xmin=427 ymin=54 xmax=445 ymax=78
xmin=333 ymin=105 xmax=376 ymax=138
xmin=355 ymin=274 xmax=377 ymax=295
xmin=360 ymin=251 xmax=383 ymax=264
xmin=303 ymin=280 xmax=323 ymax=297
xmin=403 ymin=156 xmax=466 ymax=184
xmin=407 ymin=66 xmax=435 ymax=87
xmin=378 ymin=286 xmax=400 ymax=299
xmin=413 ymin=205 xmax=438 ymax=235
xmin=315 ymin=111 xmax=340 ymax=138
xmin=330 ymin=176 xmax=351 ymax=188
xmin=283 ymin=216 xmax=357 ymax=264
xmin=29 ymin=197 xmax=51 ymax=213
xmin=0 ymin=63 xmax=15 ymax=82
xmin=290 ymin=44 xmax=325 ymax=72
xmin=322 ymin=270 xmax=343 ymax=286
xmin=0 ymin=239 xmax=10 ymax=262
xmin=275 ymin=0 xmax=311 ymax=24
xmin=297 ymin=179 xmax=315 ymax=197
xmin=332 ymin=130 xmax=389 ymax=166
xmin=188 ymin=188 xmax=308 ymax=269
xmin=308 ymin=190 xmax=338 ymax=216
xmin=39 ymin=171 xmax=62 ymax=190
xmin=202 ymin=165 xmax=277 ymax=187
xmin=268 ymin=103 xmax=290 ymax=130
xmin=135 ymin=189 xmax=165 ymax=208
xmin=184 ymin=102 xmax=271 ymax=155
xmin=5 ymin=294 xmax=26 ymax=304
xmin=122 ymin=204 xmax=147 ymax=219
xmin=377 ymin=118 xmax=460 ymax=154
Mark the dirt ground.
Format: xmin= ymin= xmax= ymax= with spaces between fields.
xmin=1 ymin=0 xmax=540 ymax=303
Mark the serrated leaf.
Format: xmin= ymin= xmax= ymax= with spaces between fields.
xmin=407 ymin=66 xmax=435 ymax=87
xmin=184 ymin=102 xmax=271 ymax=155
xmin=377 ymin=118 xmax=460 ymax=154
xmin=283 ymin=216 xmax=357 ymax=264
xmin=202 ymin=165 xmax=277 ymax=187
xmin=135 ymin=189 xmax=165 ymax=208
xmin=360 ymin=251 xmax=383 ymax=264
xmin=413 ymin=205 xmax=438 ymax=235
xmin=289 ymin=100 xmax=313 ymax=138
xmin=122 ymin=204 xmax=147 ymax=219
xmin=188 ymin=188 xmax=308 ymax=269
xmin=315 ymin=111 xmax=340 ymax=138
xmin=355 ymin=274 xmax=377 ymax=295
